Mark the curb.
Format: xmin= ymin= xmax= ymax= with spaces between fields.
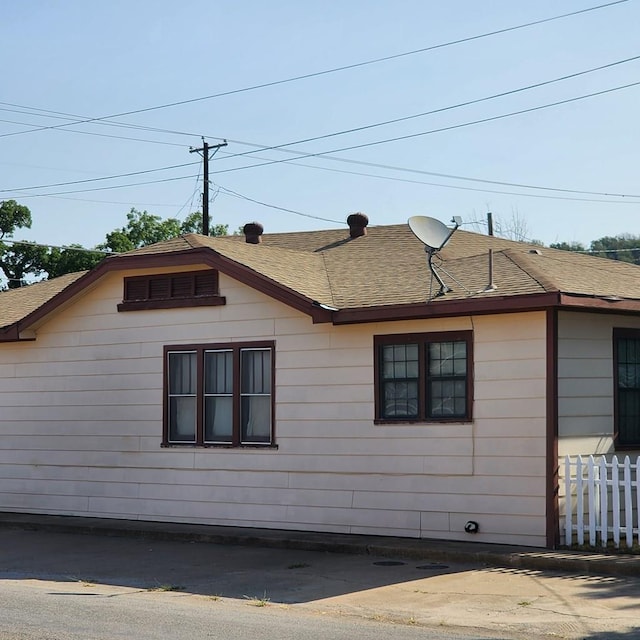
xmin=1 ymin=512 xmax=638 ymax=578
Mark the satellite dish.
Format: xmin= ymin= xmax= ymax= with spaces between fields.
xmin=408 ymin=215 xmax=462 ymax=297
xmin=408 ymin=216 xmax=455 ymax=250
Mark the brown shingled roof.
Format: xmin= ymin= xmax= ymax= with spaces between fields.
xmin=3 ymin=222 xmax=640 ymax=337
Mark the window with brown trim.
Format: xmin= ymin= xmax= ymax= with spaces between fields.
xmin=374 ymin=331 xmax=473 ymax=423
xmin=118 ymin=270 xmax=225 ymax=311
xmin=613 ymin=328 xmax=640 ymax=449
xmin=163 ymin=341 xmax=275 ymax=447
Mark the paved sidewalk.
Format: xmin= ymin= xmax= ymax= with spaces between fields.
xmin=1 ymin=511 xmax=638 ymax=578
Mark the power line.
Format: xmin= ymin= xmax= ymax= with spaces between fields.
xmin=5 ymin=82 xmax=640 ymax=203
xmin=216 ymin=185 xmax=343 ymax=224
xmin=211 ymin=79 xmax=640 ymax=198
xmin=0 ymin=161 xmax=199 ymax=193
xmin=0 ymin=238 xmax=113 ymax=255
xmin=0 ymin=0 xmax=628 ymax=140
xmin=8 ymin=173 xmax=199 ymax=199
xmin=215 ymin=53 xmax=640 ymax=163
xmin=0 ymin=114 xmax=190 ymax=148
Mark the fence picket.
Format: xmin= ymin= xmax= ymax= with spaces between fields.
xmin=599 ymin=456 xmax=608 ymax=547
xmin=576 ymin=455 xmax=584 ymax=545
xmin=636 ymin=458 xmax=640 ymax=546
xmin=612 ymin=456 xmax=620 ymax=548
xmin=587 ymin=456 xmax=597 ymax=547
xmin=565 ymin=456 xmax=572 ymax=546
xmin=563 ymin=454 xmax=639 ymax=550
xmin=623 ymin=456 xmax=633 ymax=548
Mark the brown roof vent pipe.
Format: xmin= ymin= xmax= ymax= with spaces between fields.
xmin=243 ymin=222 xmax=264 ymax=244
xmin=347 ymin=212 xmax=368 ymax=238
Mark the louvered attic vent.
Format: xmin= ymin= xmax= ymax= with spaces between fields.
xmin=118 ymin=270 xmax=226 ymax=311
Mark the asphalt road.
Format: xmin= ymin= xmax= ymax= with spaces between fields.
xmin=1 ymin=527 xmax=639 ymax=639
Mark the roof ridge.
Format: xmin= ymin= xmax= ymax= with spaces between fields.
xmin=502 ymin=248 xmax=558 ymax=292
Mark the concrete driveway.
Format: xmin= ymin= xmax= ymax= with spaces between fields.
xmin=1 ymin=527 xmax=639 ymax=639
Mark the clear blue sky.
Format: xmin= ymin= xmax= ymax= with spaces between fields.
xmin=2 ymin=0 xmax=639 ymax=250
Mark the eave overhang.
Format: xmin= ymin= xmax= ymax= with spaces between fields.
xmin=4 ymin=244 xmax=640 ymax=342
xmin=0 ymin=247 xmax=333 ymax=342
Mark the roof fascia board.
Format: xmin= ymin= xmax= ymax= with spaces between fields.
xmin=5 ymin=247 xmax=332 ymax=339
xmin=332 ymin=292 xmax=562 ymax=325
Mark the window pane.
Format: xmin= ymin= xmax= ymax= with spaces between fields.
xmin=204 ymin=396 xmax=233 ymax=442
xmin=383 ymin=381 xmax=418 ymax=418
xmin=429 ymin=341 xmax=467 ymax=377
xmin=381 ymin=344 xmax=418 ymax=380
xmin=241 ymin=349 xmax=271 ymax=394
xmin=168 ymin=352 xmax=196 ymax=394
xmin=204 ymin=350 xmax=232 ymax=394
xmin=241 ymin=396 xmax=271 ymax=442
xmin=429 ymin=379 xmax=466 ymax=418
xmin=169 ymin=397 xmax=196 ymax=441
xmin=617 ymin=337 xmax=640 ymax=445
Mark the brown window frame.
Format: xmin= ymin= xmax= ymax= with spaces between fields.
xmin=163 ymin=341 xmax=276 ymax=448
xmin=118 ymin=270 xmax=225 ymax=311
xmin=374 ymin=331 xmax=473 ymax=424
xmin=613 ymin=328 xmax=640 ymax=450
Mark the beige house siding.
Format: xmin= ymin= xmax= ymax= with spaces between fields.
xmin=557 ymin=311 xmax=640 ymax=534
xmin=0 ymin=270 xmax=548 ymax=546
xmin=557 ymin=310 xmax=640 ymax=458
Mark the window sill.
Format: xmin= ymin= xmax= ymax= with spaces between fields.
xmin=118 ymin=296 xmax=226 ymax=312
xmin=161 ymin=442 xmax=278 ymax=450
xmin=374 ymin=418 xmax=472 ymax=425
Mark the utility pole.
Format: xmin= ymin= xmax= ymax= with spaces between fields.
xmin=189 ymin=139 xmax=227 ymax=236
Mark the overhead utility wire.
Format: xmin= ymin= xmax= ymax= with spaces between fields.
xmin=5 ymin=52 xmax=639 ymax=159
xmin=5 ymin=78 xmax=640 ymax=201
xmin=217 ymin=54 xmax=640 ymax=162
xmin=215 ymin=185 xmax=343 ymax=225
xmin=0 ymin=0 xmax=627 ymax=139
xmin=211 ymin=80 xmax=640 ymax=198
xmin=0 ymin=161 xmax=199 ymax=193
xmin=0 ymin=116 xmax=187 ymax=148
xmin=9 ymin=173 xmax=199 ymax=200
xmin=1 ymin=238 xmax=113 ymax=255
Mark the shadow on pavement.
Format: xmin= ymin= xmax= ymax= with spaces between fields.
xmin=0 ymin=528 xmax=465 ymax=603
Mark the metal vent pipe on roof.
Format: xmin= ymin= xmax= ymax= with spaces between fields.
xmin=347 ymin=212 xmax=368 ymax=238
xmin=243 ymin=222 xmax=264 ymax=244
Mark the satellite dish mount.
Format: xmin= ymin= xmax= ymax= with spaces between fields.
xmin=408 ymin=216 xmax=462 ymax=298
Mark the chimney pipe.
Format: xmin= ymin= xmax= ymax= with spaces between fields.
xmin=243 ymin=222 xmax=264 ymax=244
xmin=347 ymin=212 xmax=369 ymax=238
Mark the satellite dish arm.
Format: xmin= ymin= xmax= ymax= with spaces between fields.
xmin=426 ymin=247 xmax=450 ymax=296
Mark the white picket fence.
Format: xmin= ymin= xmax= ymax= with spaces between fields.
xmin=564 ymin=455 xmax=640 ymax=549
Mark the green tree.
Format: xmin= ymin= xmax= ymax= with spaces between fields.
xmin=1 ymin=204 xmax=232 ymax=287
xmin=44 ymin=245 xmax=105 ymax=279
xmin=0 ymin=200 xmax=48 ymax=288
xmin=549 ymin=241 xmax=587 ymax=252
xmin=98 ymin=208 xmax=183 ymax=253
xmin=0 ymin=199 xmax=32 ymax=238
xmin=589 ymin=234 xmax=640 ymax=265
xmin=0 ymin=241 xmax=48 ymax=289
xmin=180 ymin=211 xmax=229 ymax=236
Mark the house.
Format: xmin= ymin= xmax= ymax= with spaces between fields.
xmin=1 ymin=214 xmax=639 ymax=549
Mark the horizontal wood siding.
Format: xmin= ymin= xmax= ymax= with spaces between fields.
xmin=0 ymin=270 xmax=547 ymax=546
xmin=556 ymin=311 xmax=640 ymax=525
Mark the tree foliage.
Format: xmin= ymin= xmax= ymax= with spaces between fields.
xmin=98 ymin=208 xmax=229 ymax=253
xmin=551 ymin=234 xmax=640 ymax=265
xmin=0 ymin=203 xmax=230 ymax=288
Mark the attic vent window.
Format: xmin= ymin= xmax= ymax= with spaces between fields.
xmin=118 ymin=270 xmax=226 ymax=312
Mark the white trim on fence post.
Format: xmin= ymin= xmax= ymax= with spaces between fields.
xmin=612 ymin=456 xmax=620 ymax=549
xmin=576 ymin=455 xmax=584 ymax=545
xmin=588 ymin=456 xmax=597 ymax=547
xmin=599 ymin=456 xmax=609 ymax=547
xmin=636 ymin=458 xmax=640 ymax=547
xmin=565 ymin=456 xmax=572 ymax=546
xmin=623 ymin=456 xmax=633 ymax=549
